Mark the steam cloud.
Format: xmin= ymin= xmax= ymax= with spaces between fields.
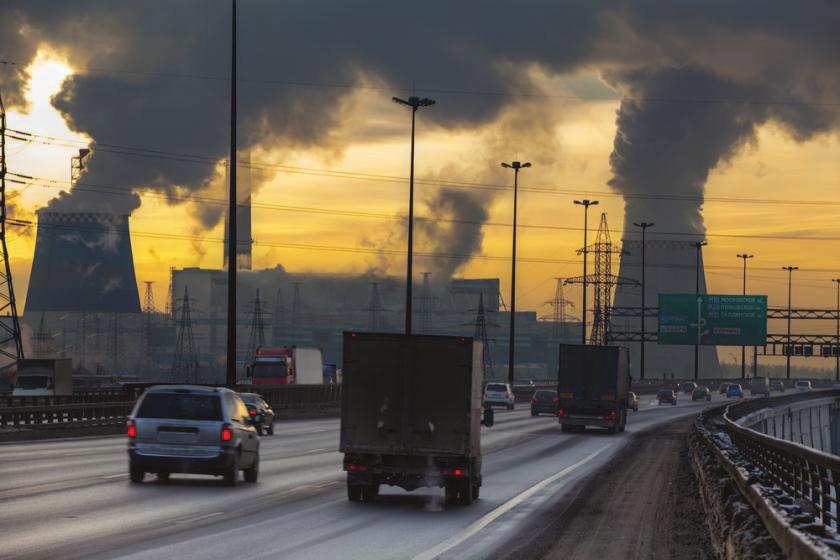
xmin=2 ymin=1 xmax=840 ymax=242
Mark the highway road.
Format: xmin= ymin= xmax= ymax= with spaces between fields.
xmin=1 ymin=393 xmax=727 ymax=560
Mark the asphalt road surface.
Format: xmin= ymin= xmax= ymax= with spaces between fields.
xmin=1 ymin=393 xmax=727 ymax=560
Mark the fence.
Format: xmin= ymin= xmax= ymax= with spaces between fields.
xmin=0 ymin=401 xmax=133 ymax=429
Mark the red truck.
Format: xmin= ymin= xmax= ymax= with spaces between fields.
xmin=245 ymin=346 xmax=324 ymax=385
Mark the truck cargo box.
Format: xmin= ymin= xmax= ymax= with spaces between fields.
xmin=340 ymin=332 xmax=482 ymax=458
xmin=557 ymin=344 xmax=629 ymax=432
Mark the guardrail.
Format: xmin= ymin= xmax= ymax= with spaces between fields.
xmin=723 ymin=390 xmax=840 ymax=533
xmin=0 ymin=401 xmax=133 ymax=429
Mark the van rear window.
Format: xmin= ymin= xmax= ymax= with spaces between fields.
xmin=486 ymin=384 xmax=507 ymax=392
xmin=136 ymin=393 xmax=222 ymax=421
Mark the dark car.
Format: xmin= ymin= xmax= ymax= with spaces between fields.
xmin=718 ymin=382 xmax=731 ymax=395
xmin=692 ymin=386 xmax=711 ymax=401
xmin=657 ymin=389 xmax=677 ymax=406
xmin=127 ymin=385 xmax=260 ymax=486
xmin=770 ymin=381 xmax=785 ymax=392
xmin=240 ymin=392 xmax=275 ymax=435
xmin=628 ymin=391 xmax=639 ymax=412
xmin=681 ymin=382 xmax=698 ymax=395
xmin=530 ymin=390 xmax=557 ymax=416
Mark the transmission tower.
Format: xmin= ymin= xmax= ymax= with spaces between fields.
xmin=165 ymin=267 xmax=175 ymax=320
xmin=474 ymin=293 xmax=495 ymax=381
xmin=545 ymin=278 xmax=574 ymax=341
xmin=142 ymin=281 xmax=155 ymax=377
xmin=246 ymin=289 xmax=267 ymax=362
xmin=171 ymin=286 xmax=199 ymax=383
xmin=77 ymin=312 xmax=87 ymax=371
xmin=419 ymin=272 xmax=433 ymax=334
xmin=367 ymin=282 xmax=384 ymax=331
xmin=291 ymin=282 xmax=301 ymax=344
xmin=34 ymin=313 xmax=52 ymax=357
xmin=272 ymin=287 xmax=285 ymax=345
xmin=0 ymin=91 xmax=24 ymax=369
xmin=566 ymin=213 xmax=638 ymax=345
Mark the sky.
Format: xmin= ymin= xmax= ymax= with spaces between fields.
xmin=2 ymin=2 xmax=840 ymax=367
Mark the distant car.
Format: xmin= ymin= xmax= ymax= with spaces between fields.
xmin=239 ymin=392 xmax=275 ymax=435
xmin=749 ymin=377 xmax=771 ymax=397
xmin=657 ymin=389 xmax=677 ymax=406
xmin=484 ymin=382 xmax=515 ymax=410
xmin=718 ymin=383 xmax=731 ymax=395
xmin=770 ymin=381 xmax=785 ymax=392
xmin=681 ymin=382 xmax=698 ymax=395
xmin=127 ymin=385 xmax=260 ymax=486
xmin=628 ymin=391 xmax=639 ymax=412
xmin=530 ymin=389 xmax=557 ymax=416
xmin=692 ymin=386 xmax=711 ymax=401
xmin=726 ymin=384 xmax=744 ymax=399
xmin=795 ymin=380 xmax=813 ymax=392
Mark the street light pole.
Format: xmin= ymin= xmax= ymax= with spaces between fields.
xmin=782 ymin=266 xmax=798 ymax=380
xmin=832 ymin=279 xmax=840 ymax=381
xmin=692 ymin=240 xmax=708 ymax=381
xmin=225 ymin=0 xmax=238 ymax=387
xmin=737 ymin=254 xmax=754 ymax=379
xmin=392 ymin=95 xmax=436 ymax=335
xmin=574 ymin=199 xmax=598 ymax=345
xmin=502 ymin=161 xmax=531 ymax=386
xmin=633 ymin=222 xmax=654 ymax=380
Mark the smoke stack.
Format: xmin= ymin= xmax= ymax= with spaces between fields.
xmin=223 ymin=152 xmax=253 ymax=271
xmin=25 ymin=212 xmax=141 ymax=313
xmin=613 ymin=239 xmax=719 ymax=379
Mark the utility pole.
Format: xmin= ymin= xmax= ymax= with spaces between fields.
xmin=692 ymin=240 xmax=708 ymax=380
xmin=633 ymin=222 xmax=654 ymax=380
xmin=419 ymin=272 xmax=432 ymax=334
xmin=225 ymin=0 xmax=238 ymax=387
xmin=172 ymin=286 xmax=199 ymax=384
xmin=574 ymin=199 xmax=598 ymax=345
xmin=501 ymin=160 xmax=531 ymax=385
xmin=272 ymin=287 xmax=284 ymax=345
xmin=392 ymin=95 xmax=435 ymax=335
xmin=291 ymin=282 xmax=301 ymax=345
xmin=0 ymin=91 xmax=24 ymax=368
xmin=474 ymin=293 xmax=494 ymax=382
xmin=737 ymin=254 xmax=754 ymax=379
xmin=142 ymin=281 xmax=155 ymax=379
xmin=782 ymin=266 xmax=798 ymax=379
xmin=833 ymin=278 xmax=840 ymax=381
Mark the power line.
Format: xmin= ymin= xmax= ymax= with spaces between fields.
xmin=7 ymin=129 xmax=840 ymax=209
xmin=8 ymin=172 xmax=840 ymax=244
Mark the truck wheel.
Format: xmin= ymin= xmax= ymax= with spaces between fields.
xmin=458 ymin=480 xmax=473 ymax=505
xmin=129 ymin=463 xmax=144 ymax=484
xmin=156 ymin=471 xmax=170 ymax=482
xmin=348 ymin=483 xmax=363 ymax=502
xmin=361 ymin=483 xmax=379 ymax=502
xmin=560 ymin=424 xmax=569 ymax=433
xmin=445 ymin=482 xmax=458 ymax=504
xmin=472 ymin=483 xmax=480 ymax=500
xmin=531 ymin=410 xmax=538 ymax=417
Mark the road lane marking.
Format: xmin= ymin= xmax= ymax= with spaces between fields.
xmin=101 ymin=473 xmax=126 ymax=479
xmin=174 ymin=511 xmax=225 ymax=525
xmin=412 ymin=445 xmax=610 ymax=560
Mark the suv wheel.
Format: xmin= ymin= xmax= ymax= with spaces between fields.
xmin=244 ymin=452 xmax=259 ymax=483
xmin=224 ymin=455 xmax=239 ymax=487
xmin=129 ymin=462 xmax=144 ymax=484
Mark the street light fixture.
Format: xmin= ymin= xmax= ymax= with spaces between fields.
xmin=392 ymin=95 xmax=436 ymax=335
xmin=691 ymin=240 xmax=708 ymax=380
xmin=501 ymin=161 xmax=531 ymax=386
xmin=737 ymin=254 xmax=754 ymax=379
xmin=782 ymin=266 xmax=798 ymax=379
xmin=574 ymin=199 xmax=598 ymax=345
xmin=633 ymin=222 xmax=654 ymax=380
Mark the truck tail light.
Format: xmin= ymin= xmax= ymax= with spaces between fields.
xmin=531 ymin=396 xmax=537 ymax=404
xmin=127 ymin=419 xmax=136 ymax=439
xmin=557 ymin=408 xmax=567 ymax=418
xmin=221 ymin=423 xmax=234 ymax=442
xmin=604 ymin=410 xmax=617 ymax=421
xmin=346 ymin=463 xmax=367 ymax=472
xmin=442 ymin=468 xmax=465 ymax=477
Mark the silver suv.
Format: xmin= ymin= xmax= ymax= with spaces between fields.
xmin=127 ymin=385 xmax=260 ymax=486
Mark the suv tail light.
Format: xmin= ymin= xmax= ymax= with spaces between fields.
xmin=221 ymin=423 xmax=234 ymax=442
xmin=127 ymin=419 xmax=136 ymax=439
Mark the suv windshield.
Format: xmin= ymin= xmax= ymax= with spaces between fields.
xmin=136 ymin=393 xmax=223 ymax=421
xmin=487 ymin=384 xmax=507 ymax=392
xmin=14 ymin=375 xmax=50 ymax=389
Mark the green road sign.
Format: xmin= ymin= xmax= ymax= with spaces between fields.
xmin=658 ymin=294 xmax=767 ymax=346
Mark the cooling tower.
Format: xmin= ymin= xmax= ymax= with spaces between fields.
xmin=613 ymin=238 xmax=720 ymax=379
xmin=25 ymin=212 xmax=141 ymax=313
